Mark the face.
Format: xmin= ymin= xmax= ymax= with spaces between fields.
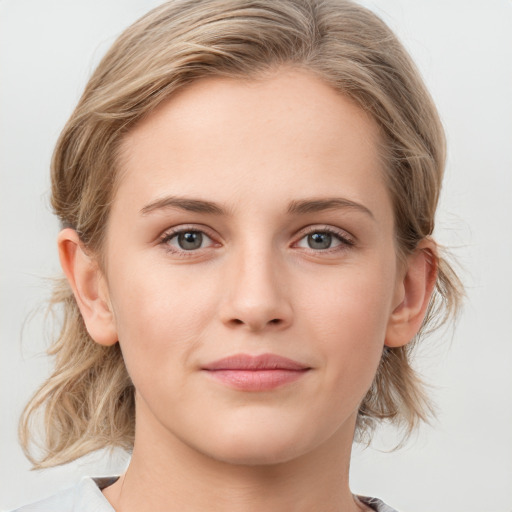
xmin=101 ymin=69 xmax=403 ymax=465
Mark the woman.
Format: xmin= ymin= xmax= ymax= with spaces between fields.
xmin=14 ymin=0 xmax=462 ymax=510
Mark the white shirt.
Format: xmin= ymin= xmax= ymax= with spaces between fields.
xmin=11 ymin=476 xmax=399 ymax=512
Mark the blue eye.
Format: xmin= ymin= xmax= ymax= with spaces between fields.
xmin=163 ymin=230 xmax=213 ymax=251
xmin=178 ymin=231 xmax=203 ymax=250
xmin=307 ymin=232 xmax=334 ymax=250
xmin=296 ymin=229 xmax=352 ymax=251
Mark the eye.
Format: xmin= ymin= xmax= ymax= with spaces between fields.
xmin=295 ymin=228 xmax=354 ymax=251
xmin=161 ymin=229 xmax=215 ymax=252
xmin=304 ymin=232 xmax=336 ymax=250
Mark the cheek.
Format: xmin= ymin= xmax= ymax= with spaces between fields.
xmin=302 ymin=262 xmax=396 ymax=386
xmin=305 ymin=259 xmax=395 ymax=335
xmin=107 ymin=261 xmax=220 ymax=382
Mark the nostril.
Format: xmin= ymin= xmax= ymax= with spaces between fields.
xmin=229 ymin=318 xmax=282 ymax=327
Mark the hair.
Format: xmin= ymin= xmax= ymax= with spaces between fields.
xmin=20 ymin=0 xmax=463 ymax=468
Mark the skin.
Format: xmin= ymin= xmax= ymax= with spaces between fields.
xmin=59 ymin=68 xmax=436 ymax=512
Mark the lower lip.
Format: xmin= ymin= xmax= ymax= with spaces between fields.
xmin=204 ymin=369 xmax=309 ymax=391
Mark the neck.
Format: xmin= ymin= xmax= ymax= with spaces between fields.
xmin=103 ymin=401 xmax=361 ymax=512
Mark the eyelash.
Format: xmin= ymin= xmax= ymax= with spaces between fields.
xmin=158 ymin=225 xmax=355 ymax=256
xmin=159 ymin=225 xmax=218 ymax=256
xmin=294 ymin=226 xmax=355 ymax=253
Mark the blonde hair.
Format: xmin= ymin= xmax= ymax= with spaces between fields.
xmin=20 ymin=0 xmax=463 ymax=468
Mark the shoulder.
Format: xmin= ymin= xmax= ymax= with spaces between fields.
xmin=10 ymin=477 xmax=118 ymax=512
xmin=357 ymin=495 xmax=401 ymax=512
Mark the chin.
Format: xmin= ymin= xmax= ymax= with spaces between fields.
xmin=191 ymin=419 xmax=318 ymax=467
xmin=209 ymin=441 xmax=305 ymax=467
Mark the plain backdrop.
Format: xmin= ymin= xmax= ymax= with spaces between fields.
xmin=1 ymin=1 xmax=511 ymax=510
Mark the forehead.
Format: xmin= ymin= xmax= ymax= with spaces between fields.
xmin=114 ymin=68 xmax=390 ymax=221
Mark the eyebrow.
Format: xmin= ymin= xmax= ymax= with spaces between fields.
xmin=287 ymin=198 xmax=375 ymax=219
xmin=140 ymin=196 xmax=226 ymax=216
xmin=140 ymin=195 xmax=374 ymax=219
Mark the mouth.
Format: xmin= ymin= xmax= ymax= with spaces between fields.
xmin=201 ymin=353 xmax=311 ymax=392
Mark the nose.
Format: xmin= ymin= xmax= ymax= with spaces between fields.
xmin=218 ymin=245 xmax=293 ymax=332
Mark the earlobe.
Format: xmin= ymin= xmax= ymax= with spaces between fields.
xmin=57 ymin=228 xmax=118 ymax=346
xmin=385 ymin=240 xmax=438 ymax=348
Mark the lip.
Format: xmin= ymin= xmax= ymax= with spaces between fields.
xmin=202 ymin=353 xmax=311 ymax=392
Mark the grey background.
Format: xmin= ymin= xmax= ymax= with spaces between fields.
xmin=1 ymin=0 xmax=511 ymax=510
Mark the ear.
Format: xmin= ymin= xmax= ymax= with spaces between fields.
xmin=385 ymin=239 xmax=438 ymax=348
xmin=57 ymin=228 xmax=118 ymax=346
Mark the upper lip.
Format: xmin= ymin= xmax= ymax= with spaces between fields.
xmin=202 ymin=353 xmax=310 ymax=371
